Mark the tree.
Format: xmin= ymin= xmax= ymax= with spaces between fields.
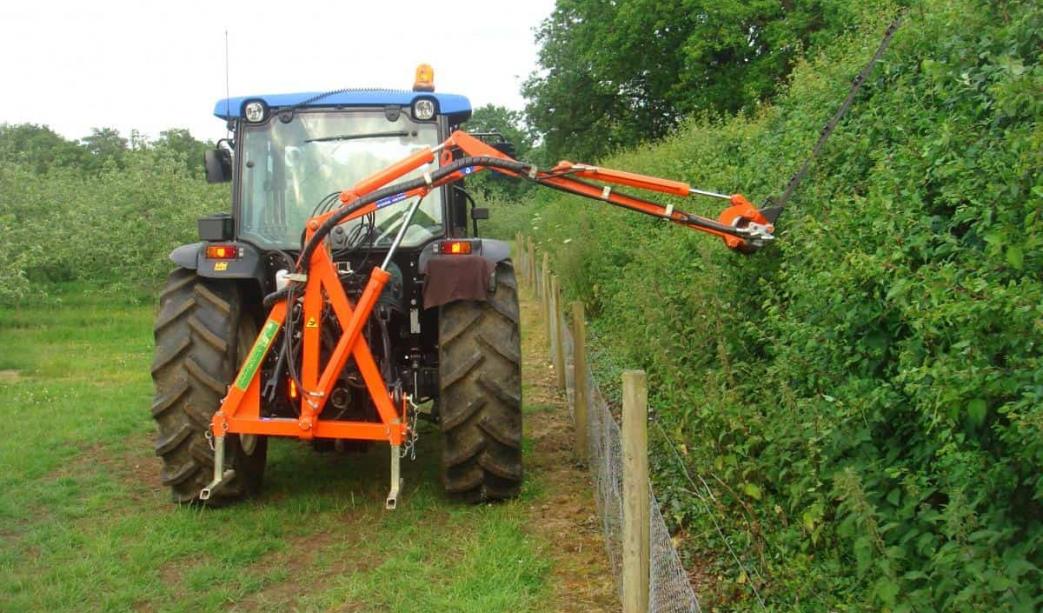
xmin=523 ymin=0 xmax=868 ymax=162
xmin=154 ymin=128 xmax=210 ymax=176
xmin=81 ymin=127 xmax=128 ymax=169
xmin=0 ymin=123 xmax=87 ymax=173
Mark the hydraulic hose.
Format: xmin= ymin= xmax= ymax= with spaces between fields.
xmin=266 ymin=156 xmax=530 ymax=403
xmin=297 ymin=156 xmax=532 ymax=269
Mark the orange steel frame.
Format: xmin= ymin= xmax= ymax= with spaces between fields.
xmin=209 ymin=128 xmax=771 ymax=459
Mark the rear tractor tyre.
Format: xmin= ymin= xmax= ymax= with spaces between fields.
xmin=438 ymin=260 xmax=523 ymax=502
xmin=150 ymin=268 xmax=267 ymax=505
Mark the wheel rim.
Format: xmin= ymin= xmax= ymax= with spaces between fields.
xmin=240 ymin=434 xmax=259 ymax=456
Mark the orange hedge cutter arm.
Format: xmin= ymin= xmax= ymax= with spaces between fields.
xmin=203 ymin=130 xmax=773 ymax=506
xmin=311 ymin=130 xmax=775 ymax=251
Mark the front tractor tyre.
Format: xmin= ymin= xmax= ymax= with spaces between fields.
xmin=438 ymin=260 xmax=523 ymax=502
xmin=150 ymin=269 xmax=267 ymax=505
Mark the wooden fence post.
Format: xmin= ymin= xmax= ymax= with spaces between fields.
xmin=542 ymin=264 xmax=552 ymax=352
xmin=535 ymin=249 xmax=540 ymax=297
xmin=540 ymin=252 xmax=549 ymax=300
xmin=571 ymin=301 xmax=588 ymax=463
xmin=528 ymin=238 xmax=536 ymax=287
xmin=552 ymin=276 xmax=566 ymax=390
xmin=524 ymin=238 xmax=530 ymax=287
xmin=548 ymin=275 xmax=559 ymax=367
xmin=529 ymin=240 xmax=536 ymax=290
xmin=515 ymin=232 xmax=525 ymax=285
xmin=622 ymin=370 xmax=650 ymax=613
xmin=546 ymin=251 xmax=554 ymax=302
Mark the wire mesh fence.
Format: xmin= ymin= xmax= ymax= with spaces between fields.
xmin=556 ymin=299 xmax=701 ymax=613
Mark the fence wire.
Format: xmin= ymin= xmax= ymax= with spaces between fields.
xmin=557 ymin=308 xmax=701 ymax=613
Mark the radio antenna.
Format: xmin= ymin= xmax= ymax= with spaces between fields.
xmin=224 ymin=29 xmax=232 ymax=136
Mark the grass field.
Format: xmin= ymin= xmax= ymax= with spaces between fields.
xmin=0 ymin=285 xmax=614 ymax=611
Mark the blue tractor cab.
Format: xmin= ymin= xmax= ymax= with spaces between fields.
xmin=192 ymin=75 xmax=486 ymax=262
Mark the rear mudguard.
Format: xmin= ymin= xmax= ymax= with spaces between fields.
xmin=169 ymin=242 xmax=267 ymax=288
xmin=418 ymin=238 xmax=511 ymax=309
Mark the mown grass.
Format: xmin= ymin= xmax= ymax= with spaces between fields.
xmin=0 ymin=286 xmax=551 ymax=611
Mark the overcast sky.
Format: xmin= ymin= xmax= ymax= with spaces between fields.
xmin=0 ymin=0 xmax=555 ymax=143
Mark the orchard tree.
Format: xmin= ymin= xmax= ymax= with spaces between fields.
xmin=154 ymin=128 xmax=210 ymax=176
xmin=81 ymin=127 xmax=128 ymax=169
xmin=0 ymin=123 xmax=87 ymax=173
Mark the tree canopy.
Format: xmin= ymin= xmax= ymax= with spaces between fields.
xmin=0 ymin=123 xmax=210 ymax=176
xmin=0 ymin=123 xmax=88 ymax=173
xmin=523 ymin=0 xmax=874 ymax=162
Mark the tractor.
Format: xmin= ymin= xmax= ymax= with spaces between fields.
xmin=151 ymin=65 xmax=774 ymax=508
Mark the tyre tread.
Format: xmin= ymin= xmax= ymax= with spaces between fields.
xmin=438 ymin=260 xmax=523 ymax=503
xmin=150 ymin=268 xmax=266 ymax=505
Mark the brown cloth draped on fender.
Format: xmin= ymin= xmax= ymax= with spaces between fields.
xmin=422 ymin=255 xmax=495 ymax=309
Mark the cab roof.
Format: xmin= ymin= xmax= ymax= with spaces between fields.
xmin=213 ymin=89 xmax=471 ymax=120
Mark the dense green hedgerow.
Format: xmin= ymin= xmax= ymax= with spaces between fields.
xmin=491 ymin=0 xmax=1043 ymax=609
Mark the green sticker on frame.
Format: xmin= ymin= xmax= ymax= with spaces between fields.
xmin=234 ymin=319 xmax=280 ymax=391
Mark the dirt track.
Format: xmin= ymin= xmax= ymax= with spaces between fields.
xmin=516 ymin=286 xmax=617 ymax=611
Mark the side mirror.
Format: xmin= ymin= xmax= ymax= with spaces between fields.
xmin=204 ymin=148 xmax=232 ymax=183
xmin=471 ymin=207 xmax=489 ymax=220
xmin=491 ymin=141 xmax=516 ymax=158
xmin=470 ymin=132 xmax=517 ymax=159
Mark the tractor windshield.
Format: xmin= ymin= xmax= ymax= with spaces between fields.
xmin=237 ymin=110 xmax=442 ymax=250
